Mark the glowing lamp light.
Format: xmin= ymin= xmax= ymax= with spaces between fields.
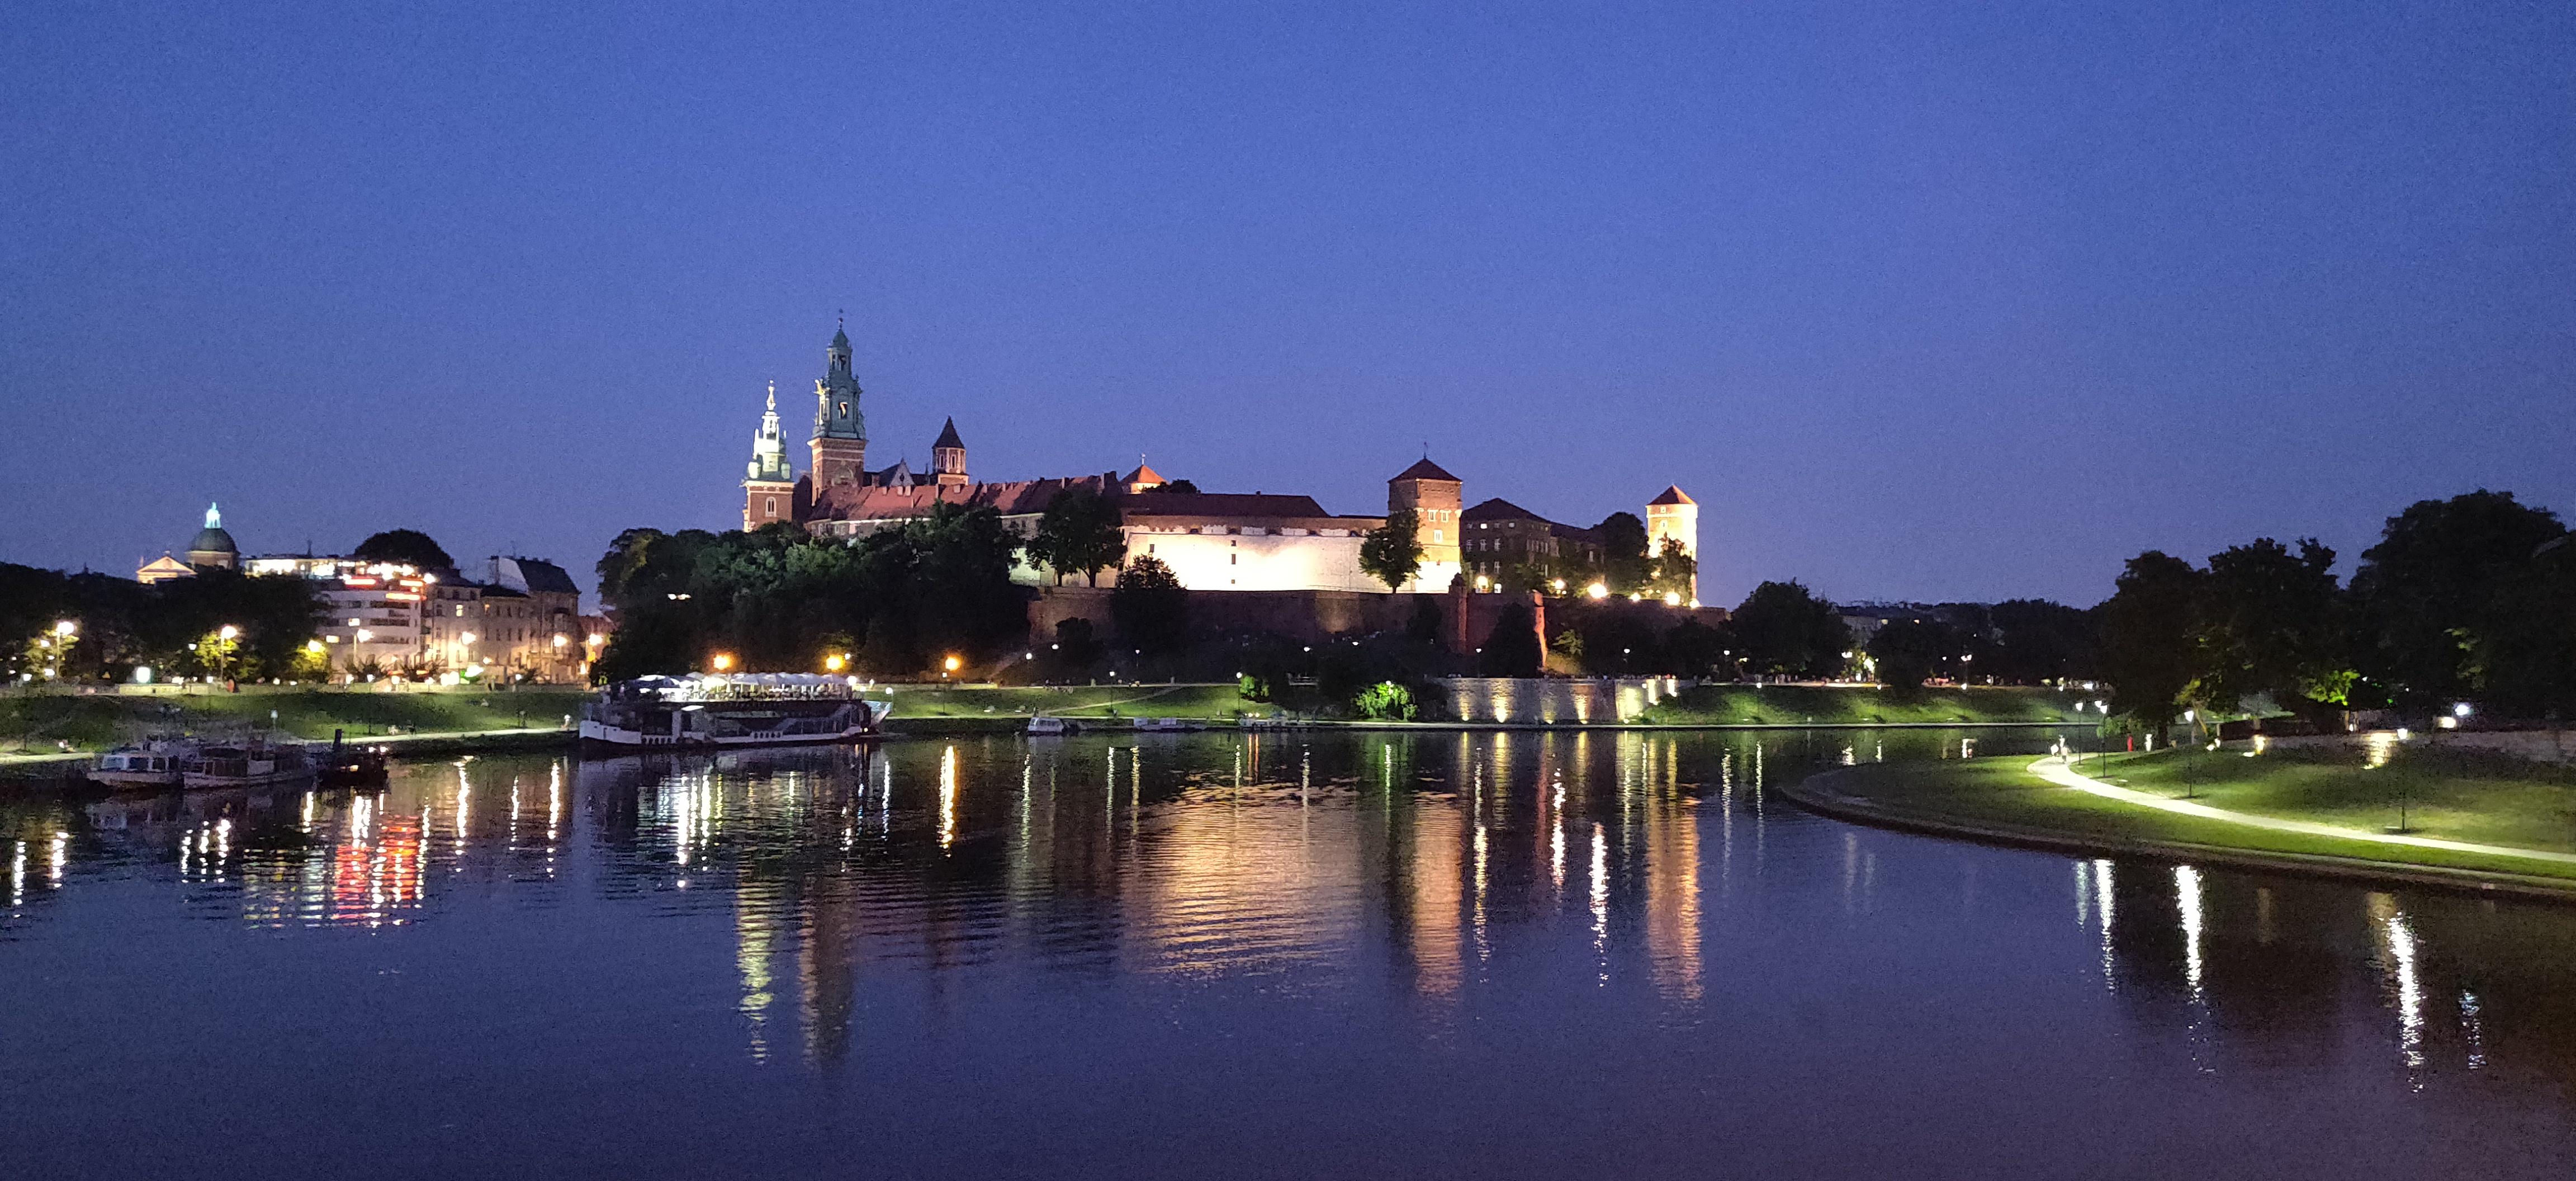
xmin=552 ymin=634 xmax=569 ymax=648
xmin=52 ymin=620 xmax=77 ymax=637
xmin=1585 ymin=582 xmax=1609 ymax=600
xmin=711 ymin=653 xmax=736 ymax=672
xmin=218 ymin=625 xmax=240 ymax=641
xmin=1662 ymin=591 xmax=1682 ymax=607
xmin=943 ymin=655 xmax=964 ymax=673
xmin=824 ymin=653 xmax=847 ymax=673
xmin=586 ymin=634 xmax=605 ymax=647
xmin=460 ymin=632 xmax=477 ymax=645
xmin=1474 ymin=574 xmax=1490 ymax=590
xmin=305 ymin=640 xmax=325 ymax=654
xmin=1550 ymin=578 xmax=1566 ymax=594
xmin=2453 ymin=702 xmax=2474 ymax=719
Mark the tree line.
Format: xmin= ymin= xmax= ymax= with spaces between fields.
xmin=2097 ymin=490 xmax=2573 ymax=727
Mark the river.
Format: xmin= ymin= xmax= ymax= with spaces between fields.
xmin=3 ymin=729 xmax=2571 ymax=1178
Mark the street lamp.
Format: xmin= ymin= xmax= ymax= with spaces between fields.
xmin=824 ymin=653 xmax=847 ymax=673
xmin=219 ymin=625 xmax=239 ymax=641
xmin=711 ymin=653 xmax=735 ymax=672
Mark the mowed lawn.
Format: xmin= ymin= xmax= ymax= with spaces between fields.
xmin=0 ymin=686 xmax=594 ymax=753
xmin=1818 ymin=745 xmax=2576 ymax=882
xmin=1638 ymin=684 xmax=2079 ymax=726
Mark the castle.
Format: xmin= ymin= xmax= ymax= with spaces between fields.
xmin=740 ymin=322 xmax=1697 ymax=598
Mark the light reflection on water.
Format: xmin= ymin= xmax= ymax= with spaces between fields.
xmin=6 ymin=728 xmax=2576 ymax=1178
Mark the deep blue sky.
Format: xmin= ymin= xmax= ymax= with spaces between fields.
xmin=6 ymin=2 xmax=2570 ymax=607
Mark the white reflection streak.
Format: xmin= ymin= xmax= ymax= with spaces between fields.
xmin=939 ymin=744 xmax=958 ymax=850
xmin=300 ymin=790 xmax=316 ymax=832
xmin=50 ymin=830 xmax=68 ymax=885
xmin=10 ymin=839 xmax=24 ymax=905
xmin=2175 ymin=866 xmax=2205 ymax=1000
xmin=1590 ymin=823 xmax=1609 ymax=982
xmin=2386 ymin=908 xmax=2425 ymax=1074
xmin=2092 ymin=859 xmax=2115 ymax=992
xmin=1550 ymin=772 xmax=1567 ymax=894
xmin=2074 ymin=861 xmax=2091 ymax=929
xmin=2461 ymin=991 xmax=2487 ymax=1070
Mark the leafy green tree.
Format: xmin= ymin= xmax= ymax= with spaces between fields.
xmin=1551 ymin=628 xmax=1585 ymax=660
xmin=2097 ymin=551 xmax=2205 ymax=726
xmin=1986 ymin=599 xmax=2097 ymax=683
xmin=1663 ymin=617 xmax=1726 ymax=674
xmin=1142 ymin=478 xmax=1202 ymax=494
xmin=1594 ymin=513 xmax=1650 ymax=594
xmin=1352 ymin=681 xmax=1418 ymax=721
xmin=2197 ymin=537 xmax=2350 ymax=718
xmin=1727 ymin=581 xmax=1849 ymax=678
xmin=1479 ymin=601 xmax=1543 ymax=676
xmin=2477 ymin=537 xmax=2576 ymax=716
xmin=354 ymin=529 xmax=454 ymax=572
xmin=1110 ymin=554 xmax=1189 ymax=654
xmin=2351 ymin=490 xmax=2568 ymax=708
xmin=1868 ymin=617 xmax=1958 ymax=695
xmin=1029 ymin=489 xmax=1127 ymax=587
xmin=1646 ymin=538 xmax=1697 ymax=599
xmin=1360 ymin=508 xmax=1426 ymax=592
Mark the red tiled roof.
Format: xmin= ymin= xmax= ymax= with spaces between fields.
xmin=812 ymin=473 xmax=1120 ymax=521
xmin=1648 ymin=485 xmax=1695 ymax=506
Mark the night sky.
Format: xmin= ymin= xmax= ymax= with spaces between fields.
xmin=5 ymin=2 xmax=2569 ymax=606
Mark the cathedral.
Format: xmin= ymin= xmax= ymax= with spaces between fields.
xmin=739 ymin=322 xmax=1695 ymax=596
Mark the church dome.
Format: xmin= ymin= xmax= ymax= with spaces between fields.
xmin=185 ymin=503 xmax=238 ymax=566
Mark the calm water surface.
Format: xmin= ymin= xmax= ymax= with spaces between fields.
xmin=4 ymin=730 xmax=2574 ymax=1178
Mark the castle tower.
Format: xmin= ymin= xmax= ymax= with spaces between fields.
xmin=744 ymin=382 xmax=798 ymax=530
xmin=1388 ymin=457 xmax=1464 ymax=592
xmin=1645 ymin=485 xmax=1699 ymax=601
xmin=810 ymin=322 xmax=869 ymax=490
xmin=930 ymin=417 xmax=969 ymax=486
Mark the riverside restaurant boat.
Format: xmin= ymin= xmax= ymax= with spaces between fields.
xmin=578 ymin=674 xmax=887 ymax=750
xmin=181 ymin=739 xmax=315 ymax=790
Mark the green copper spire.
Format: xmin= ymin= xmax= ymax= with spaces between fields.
xmin=813 ymin=320 xmax=866 ymax=443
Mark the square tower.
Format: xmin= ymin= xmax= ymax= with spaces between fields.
xmin=1388 ymin=457 xmax=1465 ymax=592
xmin=1645 ymin=485 xmax=1699 ymax=601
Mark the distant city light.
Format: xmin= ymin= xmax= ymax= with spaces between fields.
xmin=1585 ymin=582 xmax=1609 ymax=599
xmin=943 ymin=654 xmax=963 ymax=673
xmin=1662 ymin=592 xmax=1682 ymax=607
xmin=711 ymin=653 xmax=736 ymax=672
xmin=824 ymin=653 xmax=847 ymax=672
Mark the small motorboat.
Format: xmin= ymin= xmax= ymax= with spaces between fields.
xmin=182 ymin=740 xmax=316 ymax=790
xmin=1025 ymin=715 xmax=1079 ymax=736
xmin=89 ymin=738 xmax=195 ymax=790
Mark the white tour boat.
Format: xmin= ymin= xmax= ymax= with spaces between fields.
xmin=90 ymin=738 xmax=196 ymax=790
xmin=181 ymin=740 xmax=316 ymax=790
xmin=580 ymin=674 xmax=887 ymax=749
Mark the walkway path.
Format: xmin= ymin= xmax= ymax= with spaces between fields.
xmin=2032 ymin=754 xmax=2576 ymax=867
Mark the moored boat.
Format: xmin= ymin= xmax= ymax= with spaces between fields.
xmin=579 ymin=674 xmax=887 ymax=749
xmin=89 ymin=738 xmax=194 ymax=790
xmin=1025 ymin=715 xmax=1079 ymax=736
xmin=181 ymin=740 xmax=316 ymax=790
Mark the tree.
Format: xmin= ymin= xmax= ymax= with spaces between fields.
xmin=1868 ymin=617 xmax=1959 ymax=693
xmin=1029 ymin=489 xmax=1126 ymax=587
xmin=354 ymin=529 xmax=454 ymax=572
xmin=1360 ymin=508 xmax=1425 ymax=592
xmin=1727 ymin=581 xmax=1848 ymax=678
xmin=1352 ymin=681 xmax=1418 ymax=721
xmin=1479 ymin=601 xmax=1542 ymax=676
xmin=1110 ymin=554 xmax=1189 ymax=653
xmin=1142 ymin=478 xmax=1202 ymax=494
xmin=2351 ymin=490 xmax=2569 ymax=708
xmin=1405 ymin=595 xmax=1444 ymax=646
xmin=1646 ymin=538 xmax=1696 ymax=600
xmin=1595 ymin=512 xmax=1650 ymax=593
xmin=1663 ymin=617 xmax=1726 ymax=674
xmin=2097 ymin=551 xmax=2205 ymax=726
xmin=2198 ymin=537 xmax=2350 ymax=719
xmin=1986 ymin=599 xmax=2097 ymax=683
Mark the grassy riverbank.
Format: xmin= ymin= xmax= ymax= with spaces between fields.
xmin=1808 ymin=745 xmax=2576 ymax=884
xmin=1636 ymin=684 xmax=2077 ymax=726
xmin=0 ymin=687 xmax=593 ymax=756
